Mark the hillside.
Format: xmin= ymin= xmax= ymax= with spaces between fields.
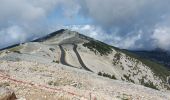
xmin=131 ymin=49 xmax=170 ymax=70
xmin=0 ymin=29 xmax=170 ymax=100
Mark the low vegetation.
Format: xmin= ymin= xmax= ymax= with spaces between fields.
xmin=53 ymin=60 xmax=59 ymax=63
xmin=113 ymin=52 xmax=121 ymax=65
xmin=114 ymin=52 xmax=121 ymax=60
xmin=121 ymin=50 xmax=170 ymax=83
xmin=48 ymin=81 xmax=59 ymax=86
xmin=49 ymin=48 xmax=55 ymax=52
xmin=98 ymin=72 xmax=116 ymax=80
xmin=139 ymin=77 xmax=159 ymax=90
xmin=83 ymin=41 xmax=113 ymax=56
xmin=8 ymin=46 xmax=22 ymax=53
xmin=123 ymin=74 xmax=135 ymax=83
xmin=144 ymin=82 xmax=158 ymax=90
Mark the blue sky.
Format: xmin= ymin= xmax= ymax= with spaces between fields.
xmin=47 ymin=6 xmax=93 ymax=26
xmin=0 ymin=0 xmax=170 ymax=51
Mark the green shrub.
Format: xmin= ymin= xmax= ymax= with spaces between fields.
xmin=53 ymin=60 xmax=59 ymax=63
xmin=123 ymin=74 xmax=135 ymax=83
xmin=143 ymin=82 xmax=158 ymax=90
xmin=98 ymin=72 xmax=102 ymax=76
xmin=49 ymin=48 xmax=55 ymax=52
xmin=98 ymin=72 xmax=116 ymax=80
xmin=48 ymin=81 xmax=53 ymax=85
xmin=111 ymin=75 xmax=117 ymax=79
xmin=114 ymin=52 xmax=121 ymax=61
xmin=13 ymin=51 xmax=21 ymax=54
xmin=113 ymin=52 xmax=122 ymax=66
xmin=8 ymin=46 xmax=22 ymax=53
xmin=83 ymin=41 xmax=113 ymax=56
xmin=48 ymin=81 xmax=59 ymax=86
xmin=139 ymin=77 xmax=159 ymax=90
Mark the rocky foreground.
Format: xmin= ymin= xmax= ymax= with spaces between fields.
xmin=0 ymin=87 xmax=16 ymax=100
xmin=0 ymin=60 xmax=170 ymax=100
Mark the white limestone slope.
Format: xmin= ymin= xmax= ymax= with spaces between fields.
xmin=77 ymin=44 xmax=167 ymax=90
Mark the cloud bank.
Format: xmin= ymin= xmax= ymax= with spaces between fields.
xmin=77 ymin=0 xmax=170 ymax=50
xmin=0 ymin=0 xmax=77 ymax=49
xmin=1 ymin=0 xmax=170 ymax=51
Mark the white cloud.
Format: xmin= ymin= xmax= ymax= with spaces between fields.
xmin=66 ymin=25 xmax=143 ymax=49
xmin=152 ymin=27 xmax=170 ymax=50
xmin=79 ymin=0 xmax=170 ymax=28
xmin=66 ymin=25 xmax=112 ymax=44
xmin=0 ymin=25 xmax=28 ymax=48
xmin=78 ymin=0 xmax=170 ymax=50
xmin=0 ymin=0 xmax=78 ymax=49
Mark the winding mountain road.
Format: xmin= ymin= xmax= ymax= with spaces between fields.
xmin=72 ymin=44 xmax=93 ymax=72
xmin=59 ymin=45 xmax=76 ymax=68
xmin=59 ymin=44 xmax=92 ymax=72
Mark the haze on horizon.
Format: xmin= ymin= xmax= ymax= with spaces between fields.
xmin=0 ymin=0 xmax=170 ymax=51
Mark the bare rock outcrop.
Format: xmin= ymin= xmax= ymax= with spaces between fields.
xmin=0 ymin=87 xmax=16 ymax=100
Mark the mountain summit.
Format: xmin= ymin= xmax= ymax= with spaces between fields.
xmin=0 ymin=29 xmax=170 ymax=99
